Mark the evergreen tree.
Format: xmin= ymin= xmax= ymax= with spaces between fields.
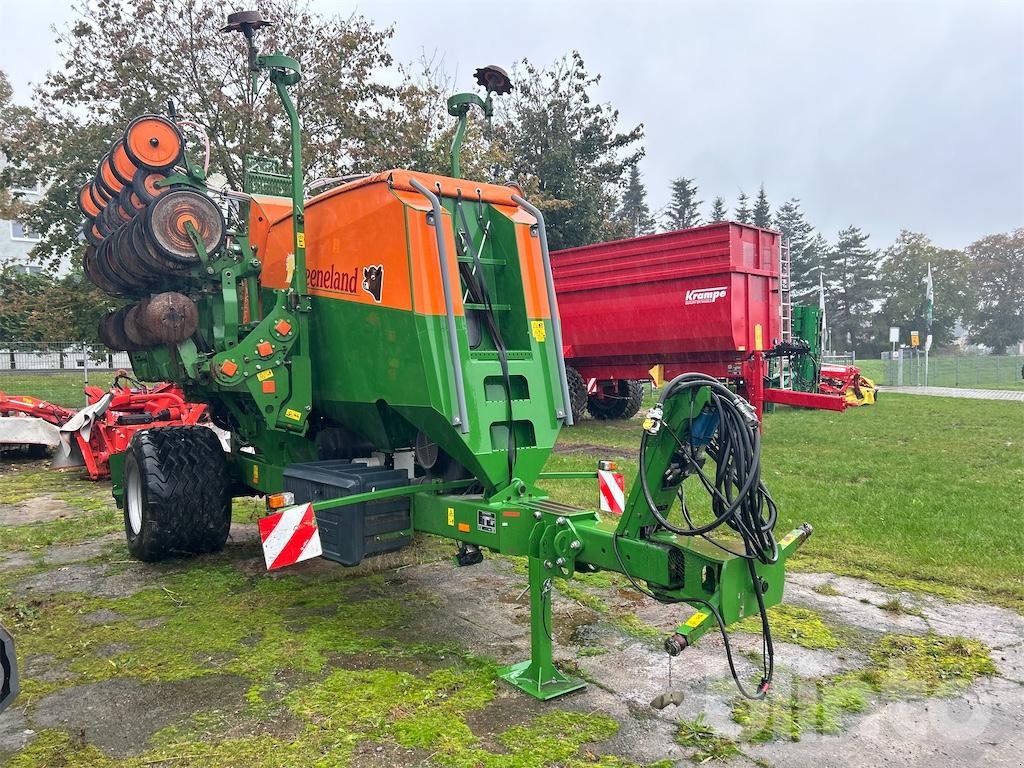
xmin=773 ymin=198 xmax=817 ymax=299
xmin=664 ymin=176 xmax=702 ymax=230
xmin=829 ymin=226 xmax=880 ymax=351
xmin=709 ymin=196 xmax=727 ymax=222
xmin=615 ymin=165 xmax=657 ymax=237
xmin=752 ymin=184 xmax=771 ymax=228
xmin=734 ymin=191 xmax=751 ymax=224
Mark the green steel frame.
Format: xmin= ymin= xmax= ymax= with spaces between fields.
xmin=108 ymin=26 xmax=811 ymax=701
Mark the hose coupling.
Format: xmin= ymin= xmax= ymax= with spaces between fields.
xmin=643 ymin=404 xmax=664 ymax=435
xmin=664 ymin=633 xmax=688 ymax=656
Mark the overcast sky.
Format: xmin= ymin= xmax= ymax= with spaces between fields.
xmin=1 ymin=0 xmax=1021 ymax=249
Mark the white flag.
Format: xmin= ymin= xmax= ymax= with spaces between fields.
xmin=818 ymin=271 xmax=827 ymax=353
xmin=924 ymin=263 xmax=934 ymax=352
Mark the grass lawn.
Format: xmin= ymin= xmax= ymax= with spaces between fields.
xmin=544 ymin=393 xmax=1024 ymax=610
xmin=0 ymin=371 xmax=92 ymax=407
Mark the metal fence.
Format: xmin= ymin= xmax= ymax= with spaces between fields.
xmin=0 ymin=342 xmax=135 ymax=407
xmin=870 ymin=352 xmax=1024 ymax=390
xmin=822 ymin=353 xmax=856 ymax=366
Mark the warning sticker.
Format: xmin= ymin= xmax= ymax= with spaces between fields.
xmin=447 ymin=507 xmax=455 ymax=527
xmin=477 ymin=510 xmax=496 ymax=534
xmin=284 ymin=408 xmax=302 ymax=421
xmin=297 ymin=232 xmax=306 ymax=248
xmin=685 ymin=611 xmax=708 ymax=629
xmin=257 ymin=369 xmax=274 ymax=381
xmin=530 ymin=320 xmax=546 ymax=342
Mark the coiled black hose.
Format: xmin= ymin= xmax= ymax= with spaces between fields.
xmin=619 ymin=373 xmax=780 ymax=699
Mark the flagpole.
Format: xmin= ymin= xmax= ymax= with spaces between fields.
xmin=924 ymin=263 xmax=933 ymax=388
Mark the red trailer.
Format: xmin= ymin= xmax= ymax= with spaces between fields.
xmin=552 ymin=222 xmax=845 ymax=421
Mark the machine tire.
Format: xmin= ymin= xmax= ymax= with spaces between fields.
xmin=587 ymin=379 xmax=644 ymax=420
xmin=566 ymin=367 xmax=588 ymax=423
xmin=619 ymin=379 xmax=644 ymax=418
xmin=123 ymin=426 xmax=231 ymax=562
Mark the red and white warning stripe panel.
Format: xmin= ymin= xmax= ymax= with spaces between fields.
xmin=258 ymin=502 xmax=322 ymax=570
xmin=598 ymin=469 xmax=625 ymax=515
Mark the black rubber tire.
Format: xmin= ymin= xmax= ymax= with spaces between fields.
xmin=123 ymin=426 xmax=231 ymax=562
xmin=619 ymin=379 xmax=644 ymax=418
xmin=587 ymin=379 xmax=644 ymax=420
xmin=566 ymin=367 xmax=588 ymax=423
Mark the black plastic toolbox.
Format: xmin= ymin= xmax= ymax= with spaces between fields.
xmin=282 ymin=460 xmax=411 ymax=566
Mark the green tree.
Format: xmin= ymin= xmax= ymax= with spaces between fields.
xmin=0 ymin=69 xmax=31 ymax=221
xmin=0 ymin=268 xmax=114 ymax=342
xmin=664 ymin=176 xmax=702 ymax=230
xmin=709 ymin=196 xmax=727 ymax=222
xmin=752 ymin=184 xmax=771 ymax=228
xmin=773 ymin=198 xmax=818 ymax=299
xmin=615 ymin=166 xmax=657 ymax=236
xmin=966 ymin=229 xmax=1024 ymax=351
xmin=879 ymin=231 xmax=973 ymax=348
xmin=828 ymin=226 xmax=880 ymax=351
xmin=7 ymin=0 xmax=400 ymax=269
xmin=734 ymin=191 xmax=751 ymax=224
xmin=496 ymin=52 xmax=643 ymax=250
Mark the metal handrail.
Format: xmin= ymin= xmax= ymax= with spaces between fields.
xmin=510 ymin=194 xmax=573 ymax=426
xmin=409 ymin=178 xmax=470 ymax=434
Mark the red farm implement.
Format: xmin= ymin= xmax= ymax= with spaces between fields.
xmin=819 ymin=363 xmax=878 ymax=406
xmin=0 ymin=374 xmax=209 ymax=479
xmin=552 ymin=222 xmax=847 ymax=423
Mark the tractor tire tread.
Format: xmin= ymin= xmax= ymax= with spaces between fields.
xmin=566 ymin=367 xmax=588 ymax=423
xmin=125 ymin=426 xmax=230 ymax=562
xmin=587 ymin=379 xmax=643 ymax=420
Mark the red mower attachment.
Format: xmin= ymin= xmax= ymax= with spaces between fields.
xmin=0 ymin=393 xmax=78 ymax=456
xmin=55 ymin=372 xmax=210 ymax=479
xmin=818 ymin=364 xmax=878 ymax=407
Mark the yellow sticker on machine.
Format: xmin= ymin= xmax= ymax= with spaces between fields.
xmin=284 ymin=408 xmax=302 ymax=421
xmin=256 ymin=369 xmax=274 ymax=381
xmin=297 ymin=232 xmax=306 ymax=248
xmin=685 ymin=611 xmax=708 ymax=629
xmin=530 ymin=320 xmax=546 ymax=342
xmin=252 ymin=465 xmax=260 ymax=484
xmin=447 ymin=507 xmax=455 ymax=526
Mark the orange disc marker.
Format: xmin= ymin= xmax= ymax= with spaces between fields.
xmin=124 ymin=115 xmax=184 ymax=170
xmin=110 ymin=140 xmax=138 ymax=185
xmin=78 ymin=183 xmax=101 ymax=218
xmin=98 ymin=152 xmax=125 ymax=195
xmin=133 ymin=170 xmax=170 ymax=203
xmin=220 ymin=360 xmax=239 ymax=377
xmin=274 ymin=319 xmax=292 ymax=336
xmin=256 ymin=341 xmax=273 ymax=358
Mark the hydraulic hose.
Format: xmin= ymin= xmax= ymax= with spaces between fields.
xmin=639 ymin=373 xmax=779 ymax=564
xmin=621 ymin=373 xmax=780 ymax=699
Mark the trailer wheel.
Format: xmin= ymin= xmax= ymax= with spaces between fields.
xmin=566 ymin=367 xmax=588 ymax=423
xmin=587 ymin=380 xmax=644 ymax=420
xmin=620 ymin=379 xmax=645 ymax=418
xmin=123 ymin=426 xmax=231 ymax=562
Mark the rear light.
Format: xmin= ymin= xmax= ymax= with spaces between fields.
xmin=598 ymin=460 xmax=617 ymax=471
xmin=267 ymin=492 xmax=295 ymax=510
